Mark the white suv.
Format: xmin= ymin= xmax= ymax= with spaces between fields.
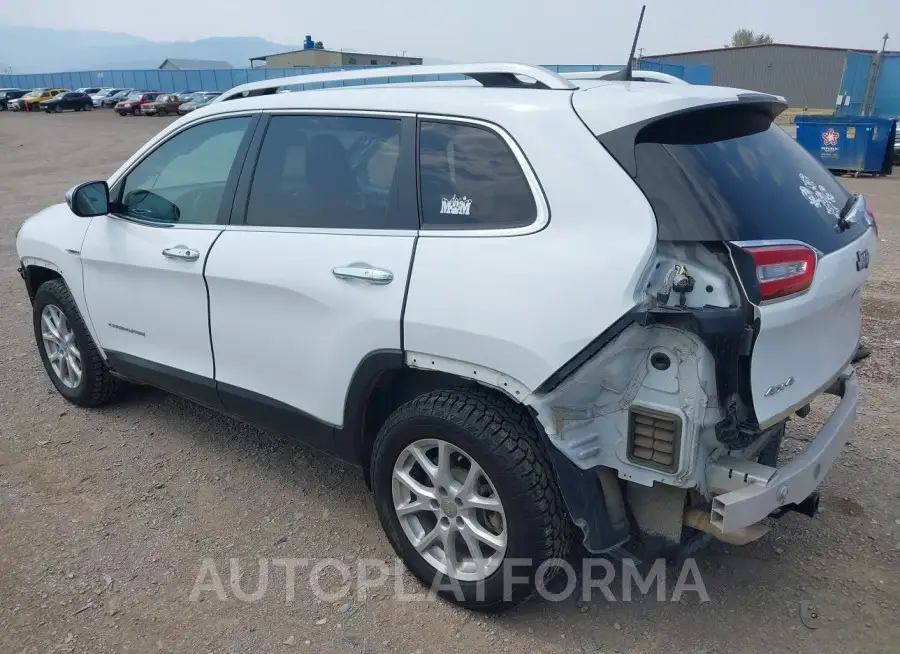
xmin=16 ymin=63 xmax=877 ymax=611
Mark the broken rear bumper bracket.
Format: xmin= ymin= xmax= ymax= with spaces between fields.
xmin=706 ymin=366 xmax=858 ymax=533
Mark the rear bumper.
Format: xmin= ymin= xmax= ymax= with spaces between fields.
xmin=706 ymin=366 xmax=858 ymax=533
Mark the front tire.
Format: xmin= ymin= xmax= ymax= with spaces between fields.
xmin=371 ymin=387 xmax=571 ymax=611
xmin=32 ymin=280 xmax=118 ymax=407
xmin=133 ymin=106 xmax=141 ymax=116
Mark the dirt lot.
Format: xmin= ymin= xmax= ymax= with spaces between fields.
xmin=0 ymin=110 xmax=898 ymax=654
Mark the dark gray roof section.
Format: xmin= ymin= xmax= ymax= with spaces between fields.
xmin=159 ymin=58 xmax=234 ymax=70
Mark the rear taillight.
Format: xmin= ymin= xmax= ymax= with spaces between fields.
xmin=744 ymin=244 xmax=817 ymax=302
xmin=866 ymin=208 xmax=878 ymax=236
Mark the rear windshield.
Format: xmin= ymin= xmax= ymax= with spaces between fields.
xmin=617 ymin=105 xmax=865 ymax=254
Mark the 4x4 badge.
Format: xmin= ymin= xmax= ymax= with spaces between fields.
xmin=765 ymin=377 xmax=795 ymax=397
xmin=856 ymin=250 xmax=870 ymax=271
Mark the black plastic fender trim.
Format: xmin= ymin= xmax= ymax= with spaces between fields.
xmin=543 ymin=442 xmax=631 ymax=554
xmin=333 ymin=349 xmax=405 ymax=465
xmin=534 ymin=310 xmax=637 ymax=395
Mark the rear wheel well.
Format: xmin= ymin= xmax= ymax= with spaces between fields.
xmin=356 ymin=368 xmax=523 ymax=487
xmin=24 ymin=265 xmax=63 ymax=302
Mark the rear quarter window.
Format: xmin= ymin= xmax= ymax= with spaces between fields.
xmin=418 ymin=121 xmax=536 ymax=230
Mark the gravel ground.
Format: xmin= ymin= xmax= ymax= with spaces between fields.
xmin=1 ymin=110 xmax=898 ymax=654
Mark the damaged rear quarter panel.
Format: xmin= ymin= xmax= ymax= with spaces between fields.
xmin=530 ymin=323 xmax=721 ymax=489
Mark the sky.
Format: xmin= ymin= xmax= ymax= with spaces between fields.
xmin=3 ymin=0 xmax=899 ymax=62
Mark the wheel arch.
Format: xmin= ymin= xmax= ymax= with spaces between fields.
xmin=337 ymin=350 xmax=634 ymax=554
xmin=335 ymin=350 xmax=536 ymax=486
xmin=22 ymin=262 xmax=64 ymax=303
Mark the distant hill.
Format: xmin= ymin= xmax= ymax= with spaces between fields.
xmin=0 ymin=25 xmax=299 ymax=72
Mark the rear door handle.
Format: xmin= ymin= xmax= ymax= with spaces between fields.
xmin=332 ymin=263 xmax=394 ymax=285
xmin=162 ymin=245 xmax=200 ymax=261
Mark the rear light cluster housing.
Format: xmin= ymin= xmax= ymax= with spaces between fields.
xmin=742 ymin=244 xmax=818 ymax=302
xmin=866 ymin=208 xmax=878 ymax=236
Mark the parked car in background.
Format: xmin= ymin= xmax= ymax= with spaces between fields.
xmin=115 ymin=91 xmax=161 ymax=116
xmin=74 ymin=87 xmax=102 ymax=96
xmin=102 ymin=89 xmax=133 ymax=108
xmin=91 ymin=88 xmax=123 ymax=107
xmin=19 ymin=88 xmax=68 ymax=111
xmin=176 ymin=91 xmax=221 ymax=114
xmin=175 ymin=90 xmax=200 ymax=102
xmin=40 ymin=91 xmax=93 ymax=113
xmin=141 ymin=93 xmax=182 ymax=116
xmin=0 ymin=88 xmax=27 ymax=111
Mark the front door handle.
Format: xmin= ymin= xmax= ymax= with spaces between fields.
xmin=332 ymin=263 xmax=394 ymax=285
xmin=162 ymin=245 xmax=200 ymax=261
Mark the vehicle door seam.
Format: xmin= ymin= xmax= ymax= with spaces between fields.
xmin=204 ymin=230 xmax=225 ymax=382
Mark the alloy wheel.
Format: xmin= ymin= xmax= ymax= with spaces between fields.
xmin=40 ymin=304 xmax=83 ymax=389
xmin=392 ymin=438 xmax=507 ymax=582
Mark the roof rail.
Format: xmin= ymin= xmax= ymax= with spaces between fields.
xmin=212 ymin=63 xmax=577 ymax=103
xmin=561 ymin=70 xmax=689 ymax=85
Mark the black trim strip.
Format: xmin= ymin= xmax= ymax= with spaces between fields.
xmin=105 ymin=349 xmax=406 ymax=466
xmin=221 ymin=112 xmax=264 ymax=225
xmin=229 ymin=112 xmax=271 ymax=225
xmin=217 ymin=382 xmax=336 ymax=454
xmin=534 ymin=311 xmax=637 ymax=394
xmin=105 ymin=350 xmax=224 ymax=411
xmin=333 ymin=350 xmax=405 ymax=464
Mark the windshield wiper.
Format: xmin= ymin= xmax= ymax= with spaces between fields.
xmin=837 ymin=193 xmax=860 ymax=232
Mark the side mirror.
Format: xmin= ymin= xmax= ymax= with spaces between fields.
xmin=65 ymin=181 xmax=109 ymax=217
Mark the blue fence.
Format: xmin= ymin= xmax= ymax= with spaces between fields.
xmin=836 ymin=52 xmax=900 ymax=117
xmin=0 ymin=61 xmax=710 ymax=93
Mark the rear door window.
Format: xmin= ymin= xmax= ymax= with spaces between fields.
xmin=244 ymin=114 xmax=405 ymax=230
xmin=623 ymin=105 xmax=863 ymax=253
xmin=418 ymin=121 xmax=536 ymax=230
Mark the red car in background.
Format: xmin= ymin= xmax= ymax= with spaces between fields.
xmin=115 ymin=90 xmax=162 ymax=116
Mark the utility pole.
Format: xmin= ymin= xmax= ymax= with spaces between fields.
xmin=861 ymin=33 xmax=889 ymax=116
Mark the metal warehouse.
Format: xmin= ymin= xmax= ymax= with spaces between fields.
xmin=648 ymin=43 xmax=884 ymax=110
xmin=250 ymin=34 xmax=422 ymax=69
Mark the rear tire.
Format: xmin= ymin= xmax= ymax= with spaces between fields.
xmin=371 ymin=386 xmax=571 ymax=611
xmin=133 ymin=106 xmax=141 ymax=116
xmin=32 ymin=280 xmax=119 ymax=407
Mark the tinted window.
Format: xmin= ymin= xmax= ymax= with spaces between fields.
xmin=119 ymin=117 xmax=251 ymax=224
xmin=418 ymin=121 xmax=536 ymax=229
xmin=622 ymin=106 xmax=861 ymax=253
xmin=245 ymin=115 xmax=403 ymax=229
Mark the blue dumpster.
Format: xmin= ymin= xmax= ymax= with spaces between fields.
xmin=794 ymin=115 xmax=895 ymax=175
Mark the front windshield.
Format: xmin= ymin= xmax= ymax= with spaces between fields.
xmin=24 ymin=89 xmax=43 ymax=98
xmin=126 ymin=91 xmax=142 ymax=100
xmin=197 ymin=94 xmax=219 ymax=104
